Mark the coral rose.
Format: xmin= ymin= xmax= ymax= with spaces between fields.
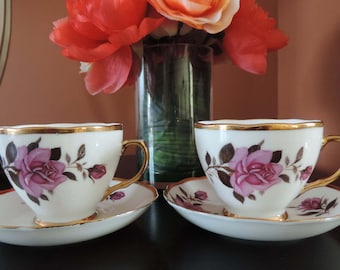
xmin=223 ymin=0 xmax=288 ymax=74
xmin=50 ymin=0 xmax=163 ymax=94
xmin=147 ymin=0 xmax=240 ymax=34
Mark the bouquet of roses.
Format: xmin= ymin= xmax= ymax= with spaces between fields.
xmin=50 ymin=0 xmax=288 ymax=95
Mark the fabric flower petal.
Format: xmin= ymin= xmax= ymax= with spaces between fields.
xmin=223 ymin=0 xmax=288 ymax=74
xmin=84 ymin=46 xmax=133 ymax=95
xmin=147 ymin=0 xmax=240 ymax=34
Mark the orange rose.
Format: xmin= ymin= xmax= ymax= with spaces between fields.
xmin=147 ymin=0 xmax=240 ymax=34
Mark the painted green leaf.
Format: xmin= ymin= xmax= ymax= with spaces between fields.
xmin=218 ymin=170 xmax=231 ymax=188
xmin=9 ymin=170 xmax=22 ymax=189
xmin=280 ymin=174 xmax=290 ymax=183
xmin=233 ymin=191 xmax=245 ymax=204
xmin=50 ymin=148 xmax=61 ymax=160
xmin=40 ymin=194 xmax=49 ymax=201
xmin=326 ymin=198 xmax=337 ymax=211
xmin=295 ymin=147 xmax=304 ymax=163
xmin=219 ymin=143 xmax=234 ymax=163
xmin=271 ymin=151 xmax=282 ymax=163
xmin=179 ymin=187 xmax=188 ymax=197
xmin=28 ymin=194 xmax=40 ymax=205
xmin=6 ymin=142 xmax=17 ymax=164
xmin=63 ymin=171 xmax=77 ymax=181
xmin=248 ymin=194 xmax=256 ymax=200
xmin=205 ymin=152 xmax=211 ymax=166
xmin=248 ymin=140 xmax=264 ymax=154
xmin=27 ymin=137 xmax=41 ymax=153
xmin=77 ymin=144 xmax=86 ymax=161
xmin=65 ymin=153 xmax=71 ymax=164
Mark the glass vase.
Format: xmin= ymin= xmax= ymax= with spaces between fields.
xmin=136 ymin=43 xmax=212 ymax=184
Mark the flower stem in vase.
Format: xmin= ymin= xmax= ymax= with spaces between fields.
xmin=136 ymin=44 xmax=212 ymax=183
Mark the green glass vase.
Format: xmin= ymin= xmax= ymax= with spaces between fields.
xmin=136 ymin=43 xmax=212 ymax=184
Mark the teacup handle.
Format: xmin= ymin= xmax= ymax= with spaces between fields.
xmin=302 ymin=135 xmax=340 ymax=193
xmin=101 ymin=139 xmax=149 ymax=200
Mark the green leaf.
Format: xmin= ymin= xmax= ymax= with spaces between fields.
xmin=233 ymin=191 xmax=245 ymax=204
xmin=63 ymin=171 xmax=77 ymax=180
xmin=271 ymin=151 xmax=282 ymax=163
xmin=248 ymin=140 xmax=264 ymax=154
xmin=299 ymin=211 xmax=320 ymax=216
xmin=205 ymin=152 xmax=211 ymax=166
xmin=217 ymin=170 xmax=231 ymax=188
xmin=40 ymin=194 xmax=49 ymax=201
xmin=295 ymin=147 xmax=304 ymax=163
xmin=219 ymin=143 xmax=234 ymax=163
xmin=326 ymin=198 xmax=338 ymax=211
xmin=280 ymin=174 xmax=290 ymax=183
xmin=9 ymin=170 xmax=22 ymax=189
xmin=179 ymin=187 xmax=188 ymax=197
xmin=27 ymin=137 xmax=41 ymax=153
xmin=6 ymin=142 xmax=17 ymax=164
xmin=285 ymin=156 xmax=290 ymax=166
xmin=248 ymin=194 xmax=256 ymax=200
xmin=50 ymin=148 xmax=61 ymax=160
xmin=175 ymin=194 xmax=185 ymax=204
xmin=28 ymin=194 xmax=40 ymax=205
xmin=77 ymin=144 xmax=86 ymax=161
xmin=65 ymin=153 xmax=71 ymax=164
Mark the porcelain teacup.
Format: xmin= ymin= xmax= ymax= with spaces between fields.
xmin=0 ymin=123 xmax=149 ymax=226
xmin=194 ymin=119 xmax=340 ymax=219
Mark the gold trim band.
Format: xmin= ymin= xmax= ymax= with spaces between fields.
xmin=0 ymin=123 xmax=123 ymax=135
xmin=195 ymin=119 xmax=323 ymax=130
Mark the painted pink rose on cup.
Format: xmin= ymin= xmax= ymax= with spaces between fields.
xmin=228 ymin=148 xmax=283 ymax=197
xmin=88 ymin=164 xmax=106 ymax=180
xmin=1 ymin=138 xmax=110 ymax=205
xmin=300 ymin=166 xmax=313 ymax=181
xmin=203 ymin=140 xmax=314 ymax=204
xmin=14 ymin=146 xmax=67 ymax=198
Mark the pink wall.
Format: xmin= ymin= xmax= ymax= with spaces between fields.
xmin=0 ymin=1 xmax=136 ymax=137
xmin=0 ymin=1 xmax=338 ymax=176
xmin=278 ymin=0 xmax=340 ymax=174
xmin=0 ymin=0 xmax=278 ymax=135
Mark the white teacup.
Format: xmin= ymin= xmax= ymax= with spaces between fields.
xmin=194 ymin=119 xmax=340 ymax=219
xmin=0 ymin=123 xmax=149 ymax=226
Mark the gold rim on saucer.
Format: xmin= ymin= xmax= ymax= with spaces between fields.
xmin=34 ymin=212 xmax=98 ymax=228
xmin=222 ymin=209 xmax=289 ymax=222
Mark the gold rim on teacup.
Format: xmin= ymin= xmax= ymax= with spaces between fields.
xmin=195 ymin=119 xmax=324 ymax=130
xmin=0 ymin=123 xmax=122 ymax=135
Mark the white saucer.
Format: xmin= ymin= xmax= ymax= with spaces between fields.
xmin=164 ymin=177 xmax=340 ymax=241
xmin=0 ymin=180 xmax=158 ymax=246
